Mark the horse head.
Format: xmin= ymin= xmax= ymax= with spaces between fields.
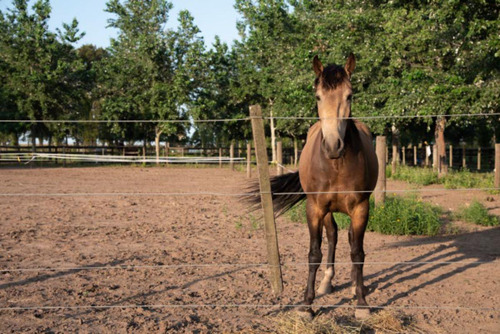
xmin=313 ymin=53 xmax=356 ymax=159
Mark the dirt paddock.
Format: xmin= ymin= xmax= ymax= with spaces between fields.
xmin=0 ymin=166 xmax=499 ymax=333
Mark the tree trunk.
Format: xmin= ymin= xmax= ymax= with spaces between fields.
xmin=435 ymin=117 xmax=448 ymax=176
xmin=31 ymin=133 xmax=36 ymax=153
xmin=155 ymin=127 xmax=163 ymax=166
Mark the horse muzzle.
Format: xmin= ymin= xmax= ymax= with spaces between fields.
xmin=321 ymin=137 xmax=345 ymax=159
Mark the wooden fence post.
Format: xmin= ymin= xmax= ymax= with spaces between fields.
xmin=425 ymin=145 xmax=429 ymax=167
xmin=477 ymin=148 xmax=481 ymax=171
xmin=462 ymin=146 xmax=466 ymax=169
xmin=165 ymin=142 xmax=169 ymax=166
xmin=432 ymin=145 xmax=438 ymax=171
xmin=277 ymin=141 xmax=283 ymax=176
xmin=449 ymin=145 xmax=453 ymax=168
xmin=495 ymin=144 xmax=500 ymax=189
xmin=402 ymin=147 xmax=406 ymax=166
xmin=230 ymin=142 xmax=235 ymax=171
xmin=247 ymin=143 xmax=252 ymax=178
xmin=413 ymin=145 xmax=417 ymax=166
xmin=219 ymin=148 xmax=222 ymax=168
xmin=249 ymin=104 xmax=283 ymax=295
xmin=375 ymin=136 xmax=386 ymax=206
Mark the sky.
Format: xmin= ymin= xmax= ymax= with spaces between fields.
xmin=0 ymin=0 xmax=241 ymax=48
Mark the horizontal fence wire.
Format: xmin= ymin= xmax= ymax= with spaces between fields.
xmin=1 ymin=188 xmax=499 ymax=197
xmin=0 ymin=303 xmax=497 ymax=312
xmin=0 ymin=261 xmax=492 ymax=273
xmin=1 ymin=112 xmax=499 ymax=124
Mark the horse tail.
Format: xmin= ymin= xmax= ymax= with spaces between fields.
xmin=246 ymin=171 xmax=306 ymax=217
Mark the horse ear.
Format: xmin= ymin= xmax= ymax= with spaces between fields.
xmin=313 ymin=55 xmax=323 ymax=77
xmin=345 ymin=53 xmax=356 ymax=78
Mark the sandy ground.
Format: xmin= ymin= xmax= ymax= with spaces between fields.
xmin=0 ymin=166 xmax=499 ymax=333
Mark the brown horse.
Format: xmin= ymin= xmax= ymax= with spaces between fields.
xmin=264 ymin=54 xmax=378 ymax=319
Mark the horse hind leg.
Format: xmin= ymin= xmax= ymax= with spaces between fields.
xmin=317 ymin=213 xmax=338 ymax=295
xmin=348 ymin=200 xmax=370 ymax=319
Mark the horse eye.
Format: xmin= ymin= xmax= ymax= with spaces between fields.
xmin=316 ymin=95 xmax=321 ymax=101
xmin=347 ymin=94 xmax=352 ymax=101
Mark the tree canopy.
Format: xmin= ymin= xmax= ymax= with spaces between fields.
xmin=0 ymin=0 xmax=498 ymax=155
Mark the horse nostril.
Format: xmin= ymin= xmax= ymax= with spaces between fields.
xmin=337 ymin=139 xmax=344 ymax=151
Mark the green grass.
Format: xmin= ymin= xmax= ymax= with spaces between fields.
xmin=388 ymin=165 xmax=496 ymax=192
xmin=441 ymin=169 xmax=494 ymax=190
xmin=286 ymin=195 xmax=443 ymax=236
xmin=454 ymin=200 xmax=499 ymax=226
xmin=387 ymin=165 xmax=439 ymax=186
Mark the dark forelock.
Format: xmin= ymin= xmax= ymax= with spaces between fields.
xmin=314 ymin=64 xmax=348 ymax=90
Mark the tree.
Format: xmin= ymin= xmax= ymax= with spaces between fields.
xmin=0 ymin=0 xmax=85 ymax=148
xmin=100 ymin=0 xmax=204 ymax=161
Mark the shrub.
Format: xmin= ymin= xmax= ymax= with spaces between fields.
xmin=454 ymin=200 xmax=499 ymax=226
xmin=286 ymin=196 xmax=443 ymax=236
xmin=368 ymin=196 xmax=442 ymax=235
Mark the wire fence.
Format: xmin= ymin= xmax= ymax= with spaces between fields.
xmin=1 ymin=111 xmax=499 ymax=123
xmin=1 ymin=113 xmax=499 ymax=316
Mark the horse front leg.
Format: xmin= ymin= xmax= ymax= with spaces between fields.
xmin=317 ymin=213 xmax=338 ymax=295
xmin=348 ymin=199 xmax=370 ymax=319
xmin=298 ymin=200 xmax=325 ymax=319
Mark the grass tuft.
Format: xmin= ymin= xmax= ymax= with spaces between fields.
xmin=454 ymin=200 xmax=499 ymax=226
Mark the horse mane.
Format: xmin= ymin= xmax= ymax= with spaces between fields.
xmin=314 ymin=64 xmax=348 ymax=90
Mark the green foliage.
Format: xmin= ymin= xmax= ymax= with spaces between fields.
xmin=0 ymin=0 xmax=86 ymax=144
xmin=286 ymin=200 xmax=307 ymax=224
xmin=0 ymin=0 xmax=498 ymax=150
xmin=454 ymin=201 xmax=499 ymax=227
xmin=286 ymin=196 xmax=442 ymax=236
xmin=368 ymin=196 xmax=442 ymax=236
xmin=389 ymin=166 xmax=439 ymax=186
xmin=441 ymin=169 xmax=494 ymax=190
xmin=388 ymin=166 xmax=495 ymax=191
xmin=99 ymin=0 xmax=203 ymax=145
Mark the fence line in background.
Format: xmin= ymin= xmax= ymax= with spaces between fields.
xmin=0 ymin=153 xmax=246 ymax=164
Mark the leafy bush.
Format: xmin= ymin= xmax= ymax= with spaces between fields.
xmin=368 ymin=196 xmax=442 ymax=235
xmin=454 ymin=201 xmax=499 ymax=226
xmin=286 ymin=196 xmax=442 ymax=236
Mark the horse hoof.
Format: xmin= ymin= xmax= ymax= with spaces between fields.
xmin=295 ymin=308 xmax=314 ymax=321
xmin=317 ymin=283 xmax=334 ymax=295
xmin=355 ymin=308 xmax=371 ymax=320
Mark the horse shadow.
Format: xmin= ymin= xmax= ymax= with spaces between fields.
xmin=315 ymin=226 xmax=500 ymax=312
